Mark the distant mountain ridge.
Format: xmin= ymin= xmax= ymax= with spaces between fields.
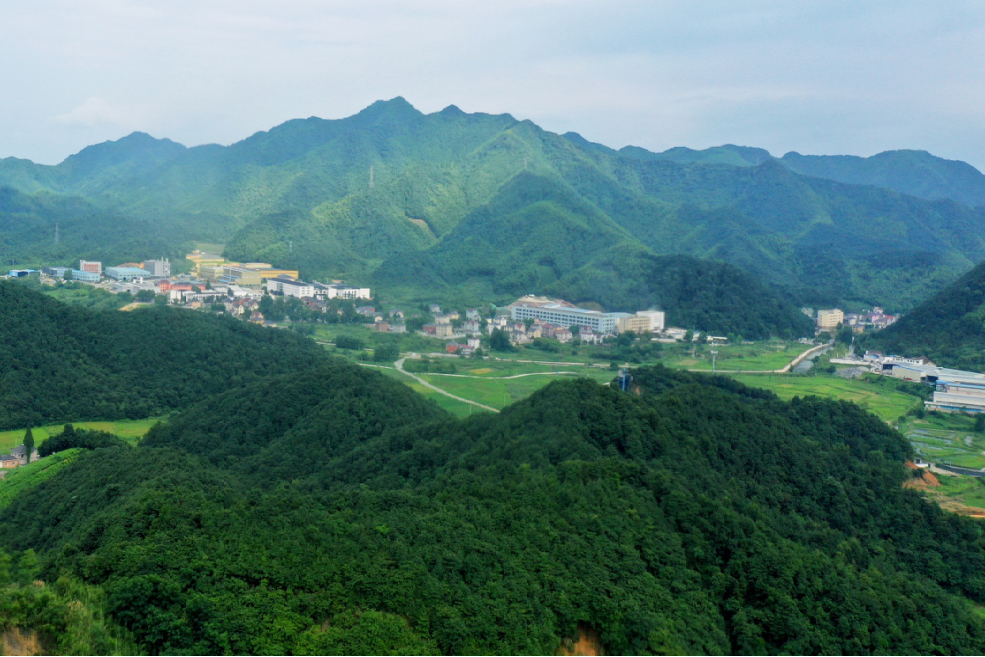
xmin=2 ymin=97 xmax=985 ymax=313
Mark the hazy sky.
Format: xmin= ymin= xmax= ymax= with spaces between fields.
xmin=3 ymin=0 xmax=984 ymax=168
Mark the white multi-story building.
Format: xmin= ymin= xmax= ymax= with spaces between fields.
xmin=313 ymin=283 xmax=371 ymax=300
xmin=511 ymin=303 xmax=626 ymax=334
xmin=266 ymin=276 xmax=316 ymax=298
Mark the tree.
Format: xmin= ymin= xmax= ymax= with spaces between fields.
xmin=975 ymin=414 xmax=985 ymax=433
xmin=63 ymin=269 xmax=73 ymax=281
xmin=135 ymin=289 xmax=155 ymax=302
xmin=489 ymin=328 xmax=514 ymax=352
xmin=15 ymin=549 xmax=40 ymax=583
xmin=683 ymin=329 xmax=693 ymax=343
xmin=23 ymin=427 xmax=34 ymax=463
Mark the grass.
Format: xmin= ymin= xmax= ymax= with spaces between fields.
xmin=0 ymin=417 xmax=162 ymax=454
xmin=663 ymin=341 xmax=809 ymax=372
xmin=417 ymin=369 xmax=613 ymax=413
xmin=0 ymin=449 xmax=83 ymax=511
xmin=726 ymin=373 xmax=922 ymax=423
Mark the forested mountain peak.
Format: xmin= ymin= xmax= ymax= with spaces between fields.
xmin=780 ymin=148 xmax=985 ymax=206
xmin=3 ymin=98 xmax=985 ymax=312
xmin=60 ymin=131 xmax=187 ymax=169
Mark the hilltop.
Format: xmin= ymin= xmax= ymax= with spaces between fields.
xmin=0 ymin=281 xmax=327 ymax=429
xmin=3 ymin=99 xmax=985 ymax=311
xmin=865 ymin=258 xmax=985 ymax=370
xmin=3 ymin=363 xmax=985 ymax=653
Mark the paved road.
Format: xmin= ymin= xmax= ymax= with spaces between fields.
xmin=394 ymin=358 xmax=500 ymax=413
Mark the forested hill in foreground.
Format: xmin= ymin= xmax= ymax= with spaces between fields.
xmin=374 ymin=173 xmax=814 ymax=338
xmin=4 ymin=362 xmax=985 ymax=654
xmin=865 ymin=258 xmax=985 ymax=370
xmin=3 ymin=99 xmax=985 ymax=311
xmin=0 ymin=281 xmax=327 ymax=429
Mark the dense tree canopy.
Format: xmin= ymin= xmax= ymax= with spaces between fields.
xmin=0 ymin=281 xmax=327 ymax=429
xmin=865 ymin=258 xmax=985 ymax=370
xmin=3 ymin=362 xmax=985 ymax=654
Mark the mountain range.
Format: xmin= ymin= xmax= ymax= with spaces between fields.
xmin=3 ymin=98 xmax=985 ymax=312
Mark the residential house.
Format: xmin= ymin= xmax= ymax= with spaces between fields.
xmin=388 ymin=324 xmax=407 ymax=334
xmin=467 ymin=336 xmax=481 ymax=350
xmin=466 ymin=308 xmax=481 ymax=321
xmin=374 ymin=321 xmax=390 ymax=332
xmin=464 ymin=319 xmax=481 ymax=335
xmin=446 ymin=341 xmax=461 ymax=354
xmin=555 ymin=328 xmax=573 ymax=343
xmin=249 ymin=311 xmax=265 ymax=324
xmin=429 ymin=304 xmax=442 ymax=314
xmin=0 ymin=453 xmax=18 ymax=469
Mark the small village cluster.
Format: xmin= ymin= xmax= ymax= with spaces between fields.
xmin=804 ymin=307 xmax=899 ymax=334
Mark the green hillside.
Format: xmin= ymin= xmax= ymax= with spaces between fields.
xmin=864 ymin=259 xmax=985 ymax=370
xmin=3 ymin=99 xmax=985 ymax=311
xmin=3 ymin=363 xmax=985 ymax=653
xmin=781 ymin=149 xmax=985 ymax=207
xmin=0 ymin=280 xmax=327 ymax=429
xmin=376 ymin=173 xmax=813 ymax=338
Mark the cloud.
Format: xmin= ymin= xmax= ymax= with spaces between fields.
xmin=53 ymin=97 xmax=135 ymax=129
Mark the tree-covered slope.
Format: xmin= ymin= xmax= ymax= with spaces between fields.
xmin=0 ymin=187 xmax=184 ymax=267
xmin=0 ymin=281 xmax=327 ymax=429
xmin=3 ymin=99 xmax=985 ymax=310
xmin=780 ymin=149 xmax=985 ymax=207
xmin=376 ymin=173 xmax=813 ymax=338
xmin=865 ymin=259 xmax=985 ymax=370
xmin=4 ymin=364 xmax=985 ymax=654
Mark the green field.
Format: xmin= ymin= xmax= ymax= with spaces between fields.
xmin=898 ymin=414 xmax=985 ymax=469
xmin=416 ymin=370 xmax=614 ymax=413
xmin=0 ymin=417 xmax=162 ymax=454
xmin=727 ymin=374 xmax=922 ymax=423
xmin=664 ymin=341 xmax=809 ymax=372
xmin=0 ymin=449 xmax=83 ymax=510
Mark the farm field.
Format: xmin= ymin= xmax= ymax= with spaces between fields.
xmin=899 ymin=414 xmax=985 ymax=470
xmin=727 ymin=374 xmax=922 ymax=423
xmin=0 ymin=417 xmax=162 ymax=453
xmin=663 ymin=341 xmax=809 ymax=372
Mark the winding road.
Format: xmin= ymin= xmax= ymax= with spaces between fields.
xmin=394 ymin=358 xmax=500 ymax=413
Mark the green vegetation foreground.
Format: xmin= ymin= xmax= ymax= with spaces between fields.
xmin=3 ymin=362 xmax=985 ymax=653
xmin=0 ymin=281 xmax=327 ymax=430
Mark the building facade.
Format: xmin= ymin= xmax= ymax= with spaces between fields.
xmin=79 ymin=260 xmax=102 ymax=275
xmin=816 ymin=308 xmax=845 ymax=331
xmin=142 ymin=259 xmax=172 ymax=278
xmin=105 ymin=267 xmax=150 ymax=282
xmin=266 ymin=277 xmax=315 ymax=298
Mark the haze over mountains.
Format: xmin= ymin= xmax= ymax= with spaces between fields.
xmin=3 ymin=97 xmax=985 ymax=313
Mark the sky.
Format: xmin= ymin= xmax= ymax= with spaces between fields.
xmin=3 ymin=0 xmax=985 ymax=168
